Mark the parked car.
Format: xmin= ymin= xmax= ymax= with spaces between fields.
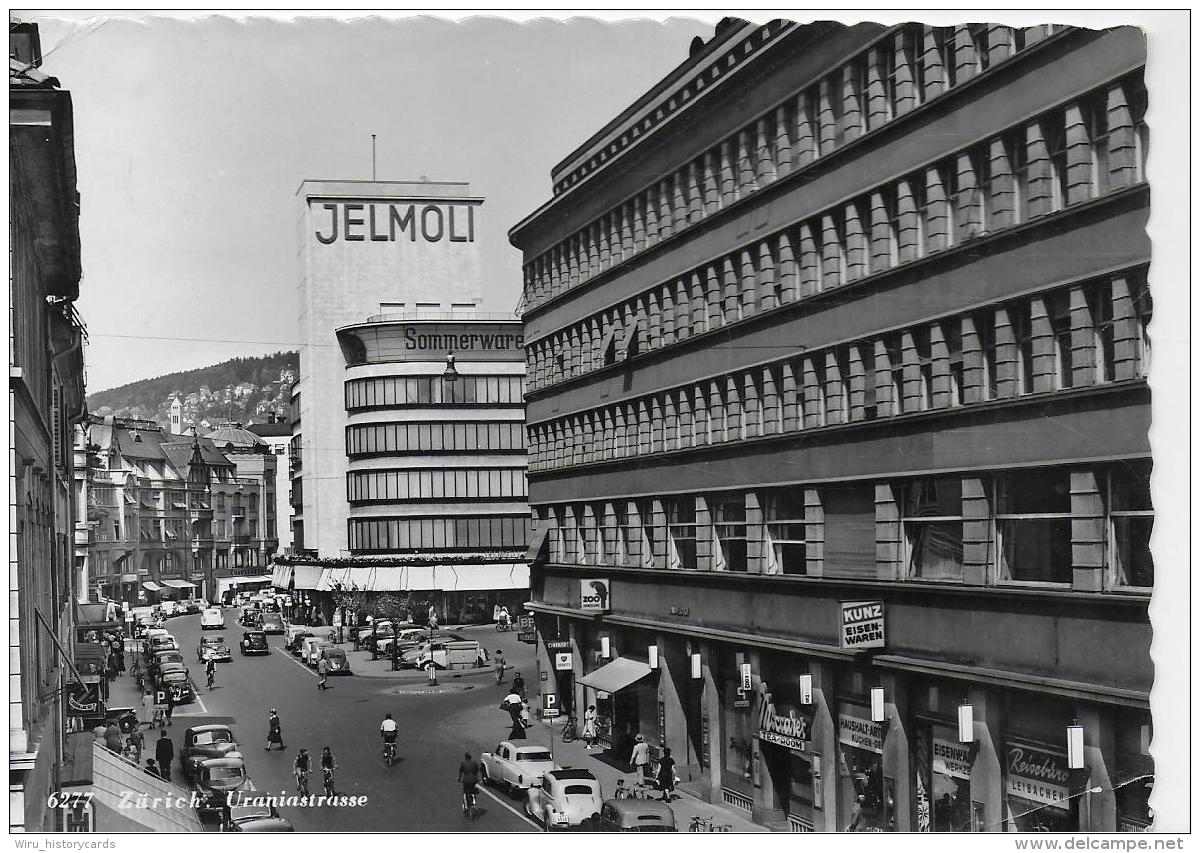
xmin=147 ymin=634 xmax=180 ymax=656
xmin=80 ymin=704 xmax=139 ymax=735
xmin=198 ymin=635 xmax=233 ymax=662
xmin=261 ymin=612 xmax=285 ymax=635
xmin=240 ymin=630 xmax=269 ymax=656
xmin=159 ymin=600 xmax=179 ymax=618
xmin=285 ymin=626 xmax=314 ymax=655
xmin=158 ymin=663 xmax=195 ymax=704
xmin=596 ymin=799 xmax=677 ymax=832
xmin=181 ymin=598 xmax=203 ymax=615
xmin=525 ymin=768 xmax=604 ymax=830
xmin=201 ymin=608 xmax=226 ymax=630
xmin=481 ymin=742 xmax=557 ymax=794
xmin=355 ymin=620 xmax=399 ymax=650
xmin=193 ymin=756 xmax=249 ymax=818
xmin=181 ymin=724 xmax=239 ymax=781
xmin=372 ymin=627 xmax=429 ymax=655
xmin=150 ymin=650 xmax=186 ymax=683
xmin=302 ymin=636 xmax=331 ymax=668
xmin=316 ymin=645 xmax=350 ymax=675
xmin=397 ymin=634 xmax=469 ymax=667
xmin=412 ymin=640 xmax=487 ymax=671
xmin=229 ymin=816 xmax=294 ymax=832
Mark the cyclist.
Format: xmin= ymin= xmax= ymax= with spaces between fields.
xmin=457 ymin=751 xmax=481 ymax=817
xmin=320 ymin=746 xmax=337 ymax=796
xmin=497 ymin=605 xmax=510 ymax=631
xmin=293 ymin=748 xmax=311 ymax=796
xmin=380 ymin=713 xmax=398 ymax=762
xmin=205 ymin=658 xmax=216 ymax=690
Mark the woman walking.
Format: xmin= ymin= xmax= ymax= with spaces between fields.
xmin=265 ymin=709 xmax=285 ymax=751
xmin=657 ymin=747 xmax=677 ymax=801
xmin=582 ymin=705 xmax=598 ymax=748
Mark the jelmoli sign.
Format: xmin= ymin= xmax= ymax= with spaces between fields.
xmin=314 ymin=201 xmax=477 ymax=245
xmin=1005 ymin=741 xmax=1072 ymax=810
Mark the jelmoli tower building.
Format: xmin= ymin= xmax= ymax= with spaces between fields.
xmin=286 ymin=180 xmax=529 ymax=623
xmin=511 ymin=20 xmax=1151 ymax=832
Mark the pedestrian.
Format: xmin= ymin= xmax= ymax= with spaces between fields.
xmin=846 ymin=794 xmax=866 ymax=832
xmin=155 ymin=731 xmax=174 ymax=782
xmin=317 ymin=656 xmax=330 ymax=690
xmin=104 ymin=723 xmax=122 ymax=753
xmin=511 ymin=670 xmax=525 ymax=699
xmin=265 ymin=709 xmax=285 ymax=750
xmin=123 ymin=737 xmax=139 ymax=763
xmin=164 ymin=689 xmax=175 ymax=727
xmin=582 ymin=705 xmax=598 ymax=748
xmin=630 ymin=733 xmax=651 ymax=781
xmin=115 ymin=646 xmax=125 ymax=675
xmin=142 ymin=689 xmax=155 ymax=729
xmin=493 ymin=649 xmax=506 ymax=685
xmin=508 ymin=706 xmax=527 ymax=741
xmin=129 ymin=727 xmax=144 ymax=764
xmin=657 ymin=747 xmax=677 ymax=801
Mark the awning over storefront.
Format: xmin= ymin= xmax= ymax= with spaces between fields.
xmin=577 ymin=657 xmax=654 ymax=693
xmin=61 ymin=736 xmax=204 ymax=832
xmin=142 ymin=581 xmax=162 ymax=592
xmin=438 ymin=563 xmax=529 ymax=591
xmin=160 ymin=579 xmax=195 ymax=589
xmin=316 ymin=567 xmax=351 ymax=592
xmin=271 ymin=564 xmax=294 ymax=589
xmin=120 ymin=573 xmax=139 ymax=583
xmin=292 ymin=565 xmax=325 ymax=590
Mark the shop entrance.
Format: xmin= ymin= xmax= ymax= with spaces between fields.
xmin=761 ymin=741 xmax=818 ymax=827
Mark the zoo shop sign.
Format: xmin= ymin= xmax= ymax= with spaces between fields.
xmin=580 ymin=579 xmax=610 ymax=613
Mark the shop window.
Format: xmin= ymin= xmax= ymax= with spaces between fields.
xmin=667 ymin=496 xmax=698 ymax=570
xmin=914 ymin=721 xmax=974 ymax=832
xmin=1004 ymin=739 xmax=1078 ymax=831
xmin=1108 ymin=461 xmax=1153 ymax=590
xmin=903 ymin=478 xmax=964 ymax=581
xmin=837 ymin=701 xmax=890 ymax=831
xmin=765 ymin=489 xmax=808 ymax=575
xmin=711 ymin=495 xmax=747 ymax=573
xmin=995 ymin=469 xmax=1073 ymax=584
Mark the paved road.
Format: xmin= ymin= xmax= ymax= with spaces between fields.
xmin=163 ymin=611 xmax=536 ymax=832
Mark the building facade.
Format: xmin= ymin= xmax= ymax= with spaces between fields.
xmin=79 ymin=418 xmax=265 ymax=604
xmin=289 ymin=180 xmax=529 ymax=618
xmin=10 ymin=21 xmax=89 ymax=831
xmin=511 ymin=20 xmax=1151 ymax=832
xmin=248 ymin=413 xmax=294 ymax=556
xmin=205 ymin=423 xmax=279 ymax=568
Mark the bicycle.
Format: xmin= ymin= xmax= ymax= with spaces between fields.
xmin=560 ymin=715 xmax=577 ymax=743
xmin=461 ymin=786 xmax=478 ymax=819
xmin=206 ymin=670 xmax=216 ymax=691
xmin=614 ymin=779 xmax=653 ymax=800
xmin=294 ymin=770 xmax=310 ymax=797
xmin=689 ymin=815 xmax=732 ymax=832
xmin=323 ymin=767 xmax=336 ymax=797
xmin=383 ymin=739 xmax=396 ymax=766
xmin=495 ymin=621 xmax=512 ymax=632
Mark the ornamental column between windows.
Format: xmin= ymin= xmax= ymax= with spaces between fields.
xmin=953 ymin=26 xmax=977 ymax=84
xmin=896 ymin=179 xmax=921 ymax=262
xmin=961 ymin=476 xmax=991 ymax=585
xmin=819 ymin=215 xmax=842 ymax=291
xmin=1070 ymin=468 xmax=1106 ymax=592
xmin=847 ymin=344 xmax=868 ymax=421
xmin=920 ymin=26 xmax=946 ymax=99
xmin=724 ymin=376 xmax=743 ymax=442
xmin=1064 ymin=103 xmax=1094 ymax=205
xmin=844 ymin=203 xmax=869 ymax=281
xmin=745 ymin=492 xmax=765 ymax=574
xmin=720 ymin=258 xmax=740 ymax=325
xmin=900 ymin=331 xmax=923 ymax=413
xmin=736 ymin=129 xmax=757 ymax=197
xmin=1029 ymin=297 xmax=1058 ymax=393
xmin=793 ymin=91 xmax=817 ymax=166
xmin=1106 ymin=84 xmax=1138 ymax=190
xmin=649 ymin=499 xmax=668 ymax=569
xmin=691 ymin=387 xmax=708 ymax=447
xmin=677 ymin=391 xmax=694 ymax=449
xmin=773 ymin=104 xmax=793 ymax=178
xmin=1069 ymin=284 xmax=1099 ymax=387
xmin=842 ymin=62 xmax=864 ymax=142
xmin=823 ymin=351 xmax=846 ymax=426
xmin=707 ymin=382 xmax=725 ymax=444
xmin=760 ymin=367 xmax=780 ymax=436
xmin=738 ymin=250 xmax=758 ymax=318
xmin=866 ymin=47 xmax=888 ymax=130
xmin=649 ymin=398 xmax=664 ymax=454
xmin=805 ymin=488 xmax=825 ymax=577
xmin=689 ymin=273 xmax=707 ymax=335
xmin=636 ymin=402 xmax=652 ymax=455
xmin=779 ymin=362 xmax=800 ymax=432
xmin=873 ymin=340 xmax=898 ymax=416
xmin=988 ymin=138 xmax=1017 ymax=229
xmin=801 ymin=358 xmax=822 ymax=429
xmin=774 ymin=233 xmax=797 ymax=305
xmin=601 ymin=503 xmax=618 ymax=566
xmin=797 ymin=224 xmax=820 ymax=297
xmin=993 ymin=307 xmax=1019 ymax=398
xmin=672 ymin=280 xmax=690 ymax=341
xmin=742 ymin=373 xmax=761 ymax=438
xmin=646 ymin=291 xmax=662 ymax=350
xmin=892 ymin=30 xmax=917 ymax=116
xmin=686 ymin=160 xmax=704 ymax=223
xmin=1111 ymin=276 xmax=1143 ymax=381
xmin=1025 ymin=120 xmax=1055 ymax=217
xmin=986 ymin=25 xmax=1014 ymax=66
xmin=635 ymin=195 xmax=650 ymax=251
xmin=929 ymin=323 xmax=953 ymax=408
xmin=960 ymin=314 xmax=987 ymax=404
xmin=707 ymin=148 xmax=726 ymax=213
xmin=924 ymin=166 xmax=952 ymax=252
xmin=874 ymin=483 xmax=902 ymax=580
xmin=817 ymin=77 xmax=838 ymax=153
xmin=663 ymin=396 xmax=678 ymax=452
xmin=755 ymin=116 xmax=776 ymax=185
xmin=955 ymin=153 xmax=983 ymax=239
xmin=869 ymin=191 xmax=892 ymax=272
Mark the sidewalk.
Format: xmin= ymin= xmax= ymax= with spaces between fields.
xmin=333 ymin=623 xmax=516 ymax=681
xmin=523 ymin=715 xmax=765 ymax=832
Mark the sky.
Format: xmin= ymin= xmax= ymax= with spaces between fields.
xmin=22 ymin=11 xmax=718 ymax=393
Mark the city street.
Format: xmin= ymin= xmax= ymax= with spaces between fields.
xmin=146 ymin=611 xmax=539 ymax=832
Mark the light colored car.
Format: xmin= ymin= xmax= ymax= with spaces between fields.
xmin=160 ymin=600 xmax=179 ymax=617
xmin=481 ymin=741 xmax=557 ymax=793
xmin=413 ymin=640 xmax=488 ymax=671
xmin=316 ymin=645 xmax=350 ymax=675
xmin=526 ymin=768 xmax=604 ymax=830
xmin=302 ymin=636 xmax=332 ymax=668
xmin=373 ymin=627 xmax=429 ymax=654
xmin=261 ymin=612 xmax=285 ymax=635
xmin=201 ymin=608 xmax=225 ymax=630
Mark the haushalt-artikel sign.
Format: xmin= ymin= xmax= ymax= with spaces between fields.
xmin=840 ymin=600 xmax=886 ymax=650
xmin=838 ymin=709 xmax=884 ymax=754
xmin=580 ymin=579 xmax=610 ymax=613
xmin=1005 ymin=741 xmax=1073 ymax=811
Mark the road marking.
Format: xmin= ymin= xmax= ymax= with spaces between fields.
xmin=277 ymin=645 xmax=318 ymax=677
xmin=173 ymin=693 xmax=209 ymax=716
xmin=476 ymin=784 xmax=540 ymax=829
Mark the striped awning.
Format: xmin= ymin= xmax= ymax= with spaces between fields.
xmin=291 ymin=565 xmax=324 ymax=590
xmin=142 ymin=581 xmax=162 ymax=592
xmin=271 ymin=564 xmax=293 ymax=589
xmin=160 ymin=579 xmax=195 ymax=589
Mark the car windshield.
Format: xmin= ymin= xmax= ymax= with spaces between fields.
xmin=563 ymin=785 xmax=597 ymax=795
xmin=208 ymin=767 xmax=243 ymax=781
xmin=517 ymin=751 xmax=553 ymax=762
xmin=194 ymin=731 xmax=232 ymax=745
xmin=208 ymin=637 xmax=226 ymax=645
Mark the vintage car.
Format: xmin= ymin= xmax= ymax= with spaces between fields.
xmin=412 ymin=640 xmax=488 ymax=671
xmin=193 ymin=755 xmax=249 ymax=817
xmin=397 ymin=634 xmax=471 ymax=668
xmin=525 ymin=768 xmax=604 ymax=830
xmin=198 ymin=635 xmax=233 ymax=662
xmin=261 ymin=612 xmax=285 ymax=635
xmin=150 ymin=650 xmax=186 ymax=682
xmin=158 ymin=662 xmax=196 ymax=704
xmin=355 ymin=620 xmax=401 ymax=650
xmin=181 ymin=724 xmax=240 ymax=781
xmin=201 ymin=607 xmax=226 ymax=630
xmin=284 ymin=626 xmax=313 ymax=655
xmin=481 ymin=741 xmax=557 ymax=793
xmin=229 ymin=816 xmax=294 ymax=832
xmin=239 ymin=609 xmax=263 ymax=629
xmin=240 ymin=630 xmax=269 ymax=656
xmin=372 ymin=627 xmax=429 ymax=655
xmin=147 ymin=634 xmax=180 ymax=656
xmin=596 ymin=799 xmax=677 ymax=832
xmin=159 ymin=600 xmax=179 ymax=618
xmin=181 ymin=598 xmax=203 ymax=615
xmin=302 ymin=636 xmax=332 ymax=668
xmin=316 ymin=645 xmax=350 ymax=675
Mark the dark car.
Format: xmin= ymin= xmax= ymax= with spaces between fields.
xmin=181 ymin=724 xmax=239 ymax=781
xmin=239 ymin=609 xmax=263 ymax=629
xmin=240 ymin=630 xmax=269 ymax=655
xmin=194 ymin=756 xmax=248 ymax=817
xmin=158 ymin=663 xmax=196 ymax=704
xmin=150 ymin=650 xmax=186 ymax=683
xmin=81 ymin=704 xmax=139 ymax=735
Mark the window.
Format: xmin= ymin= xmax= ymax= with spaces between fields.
xmin=1045 ymin=112 xmax=1069 ymax=211
xmin=968 ymin=24 xmax=990 ymax=73
xmin=913 ymin=328 xmax=933 ymax=411
xmin=1090 ymin=282 xmax=1116 ymax=384
xmin=667 ymin=497 xmax=698 ymax=570
xmin=944 ymin=321 xmax=964 ymax=406
xmin=877 ymin=39 xmax=897 ymax=125
xmin=903 ymin=478 xmax=964 ymax=580
xmin=803 ymin=89 xmax=822 ymax=159
xmin=884 ymin=335 xmax=904 ymax=414
xmin=711 ymin=495 xmax=747 ymax=572
xmin=1007 ymin=133 xmax=1029 ymax=223
xmin=995 ymin=469 xmax=1073 ymax=584
xmin=1087 ymin=94 xmax=1111 ymax=197
xmin=1042 ymin=291 xmax=1073 ymax=389
xmin=934 ymin=27 xmax=958 ymax=90
xmin=1107 ymin=461 xmax=1153 ymax=589
xmin=972 ymin=310 xmax=998 ymax=401
xmin=765 ymin=489 xmax=807 ymax=575
xmin=1131 ymin=275 xmax=1152 ymax=377
xmin=1130 ymin=78 xmax=1148 ymax=184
